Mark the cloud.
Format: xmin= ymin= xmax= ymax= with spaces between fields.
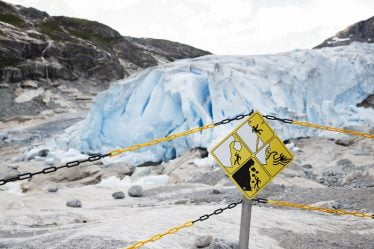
xmin=6 ymin=0 xmax=374 ymax=54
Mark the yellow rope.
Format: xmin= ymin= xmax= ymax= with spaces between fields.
xmin=292 ymin=120 xmax=374 ymax=139
xmin=122 ymin=199 xmax=372 ymax=249
xmin=124 ymin=221 xmax=194 ymax=249
xmin=109 ymin=123 xmax=215 ymax=157
xmin=266 ymin=199 xmax=374 ymax=219
xmin=107 ymin=115 xmax=373 ymax=158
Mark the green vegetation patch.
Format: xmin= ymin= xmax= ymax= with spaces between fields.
xmin=40 ymin=20 xmax=64 ymax=40
xmin=67 ymin=28 xmax=115 ymax=45
xmin=0 ymin=14 xmax=26 ymax=28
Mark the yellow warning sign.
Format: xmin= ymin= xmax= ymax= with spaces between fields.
xmin=210 ymin=111 xmax=294 ymax=199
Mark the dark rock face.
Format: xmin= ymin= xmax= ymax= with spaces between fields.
xmin=315 ymin=16 xmax=374 ymax=48
xmin=357 ymin=94 xmax=374 ymax=109
xmin=0 ymin=0 xmax=211 ymax=120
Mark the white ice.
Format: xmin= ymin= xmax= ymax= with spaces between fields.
xmin=52 ymin=42 xmax=374 ymax=165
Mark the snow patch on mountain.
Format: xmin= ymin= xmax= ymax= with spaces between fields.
xmin=53 ymin=42 xmax=374 ymax=165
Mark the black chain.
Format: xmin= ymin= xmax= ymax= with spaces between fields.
xmin=192 ymin=198 xmax=268 ymax=224
xmin=0 ymin=111 xmax=293 ymax=186
xmin=192 ymin=200 xmax=243 ymax=223
xmin=262 ymin=114 xmax=294 ymax=124
xmin=0 ymin=153 xmax=110 ymax=186
xmin=214 ymin=110 xmax=254 ymax=126
xmin=214 ymin=111 xmax=293 ymax=126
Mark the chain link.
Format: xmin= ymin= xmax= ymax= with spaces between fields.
xmin=262 ymin=114 xmax=294 ymax=124
xmin=124 ymin=200 xmax=243 ymax=249
xmin=263 ymin=199 xmax=374 ymax=219
xmin=292 ymin=120 xmax=374 ymax=139
xmin=0 ymin=153 xmax=110 ymax=186
xmin=214 ymin=110 xmax=254 ymax=126
xmin=192 ymin=200 xmax=243 ymax=223
xmin=2 ymin=110 xmax=372 ymax=185
xmin=124 ymin=221 xmax=194 ymax=249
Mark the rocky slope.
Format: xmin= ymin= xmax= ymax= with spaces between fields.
xmin=315 ymin=16 xmax=374 ymax=48
xmin=0 ymin=0 xmax=210 ymax=121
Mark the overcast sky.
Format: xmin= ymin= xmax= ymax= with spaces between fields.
xmin=6 ymin=0 xmax=374 ymax=55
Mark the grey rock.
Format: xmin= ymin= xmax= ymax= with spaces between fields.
xmin=38 ymin=149 xmax=49 ymax=157
xmin=191 ymin=170 xmax=226 ymax=186
xmin=357 ymin=94 xmax=374 ymax=109
xmin=112 ymin=191 xmax=125 ymax=199
xmin=209 ymin=239 xmax=238 ymax=249
xmin=335 ymin=138 xmax=355 ymax=146
xmin=302 ymin=164 xmax=313 ymax=169
xmin=303 ymin=169 xmax=314 ymax=179
xmin=22 ymin=80 xmax=39 ymax=88
xmin=0 ymin=132 xmax=8 ymax=142
xmin=48 ymin=186 xmax=59 ymax=192
xmin=174 ymin=199 xmax=188 ymax=205
xmin=105 ymin=162 xmax=135 ymax=179
xmin=195 ymin=235 xmax=213 ymax=248
xmin=66 ymin=199 xmax=82 ymax=208
xmin=315 ymin=16 xmax=374 ymax=48
xmin=128 ymin=185 xmax=143 ymax=197
xmin=336 ymin=159 xmax=355 ymax=172
xmin=26 ymin=148 xmax=49 ymax=160
xmin=212 ymin=189 xmax=221 ymax=194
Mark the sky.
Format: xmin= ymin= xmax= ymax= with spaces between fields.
xmin=6 ymin=0 xmax=374 ymax=55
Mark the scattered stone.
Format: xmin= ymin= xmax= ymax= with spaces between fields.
xmin=22 ymin=80 xmax=39 ymax=89
xmin=191 ymin=170 xmax=226 ymax=186
xmin=104 ymin=162 xmax=135 ymax=179
xmin=336 ymin=159 xmax=355 ymax=172
xmin=26 ymin=148 xmax=49 ymax=160
xmin=48 ymin=186 xmax=59 ymax=192
xmin=128 ymin=185 xmax=143 ymax=197
xmin=209 ymin=239 xmax=238 ymax=249
xmin=174 ymin=199 xmax=188 ymax=205
xmin=66 ymin=199 xmax=82 ymax=208
xmin=335 ymin=138 xmax=355 ymax=146
xmin=303 ymin=169 xmax=314 ymax=179
xmin=212 ymin=189 xmax=221 ymax=194
xmin=195 ymin=235 xmax=213 ymax=248
xmin=302 ymin=164 xmax=313 ymax=169
xmin=112 ymin=191 xmax=125 ymax=199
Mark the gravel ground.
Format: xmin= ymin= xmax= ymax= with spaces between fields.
xmin=0 ymin=119 xmax=373 ymax=249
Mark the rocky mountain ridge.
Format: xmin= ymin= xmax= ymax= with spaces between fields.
xmin=315 ymin=16 xmax=374 ymax=48
xmin=0 ymin=0 xmax=210 ymax=120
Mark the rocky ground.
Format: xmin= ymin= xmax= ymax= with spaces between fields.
xmin=0 ymin=115 xmax=373 ymax=249
xmin=0 ymin=0 xmax=211 ymax=121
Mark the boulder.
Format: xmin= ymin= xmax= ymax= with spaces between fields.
xmin=195 ymin=235 xmax=213 ymax=248
xmin=128 ymin=185 xmax=143 ymax=197
xmin=66 ymin=199 xmax=82 ymax=208
xmin=112 ymin=191 xmax=125 ymax=199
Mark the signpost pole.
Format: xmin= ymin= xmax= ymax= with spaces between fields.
xmin=239 ymin=197 xmax=253 ymax=249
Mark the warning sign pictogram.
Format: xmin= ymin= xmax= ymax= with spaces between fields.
xmin=210 ymin=111 xmax=294 ymax=199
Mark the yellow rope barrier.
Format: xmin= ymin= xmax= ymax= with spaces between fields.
xmin=292 ymin=120 xmax=374 ymax=139
xmin=108 ymin=119 xmax=373 ymax=159
xmin=124 ymin=221 xmax=194 ymax=249
xmin=266 ymin=199 xmax=374 ymax=219
xmin=109 ymin=123 xmax=215 ymax=157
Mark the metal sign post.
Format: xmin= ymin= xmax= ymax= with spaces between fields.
xmin=239 ymin=197 xmax=253 ymax=249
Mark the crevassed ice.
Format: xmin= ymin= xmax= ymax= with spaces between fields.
xmin=56 ymin=42 xmax=374 ymax=165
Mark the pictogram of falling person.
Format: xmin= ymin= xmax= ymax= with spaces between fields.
xmin=229 ymin=139 xmax=261 ymax=192
xmin=232 ymin=159 xmax=261 ymax=192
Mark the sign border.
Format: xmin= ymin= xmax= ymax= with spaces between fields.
xmin=210 ymin=111 xmax=294 ymax=200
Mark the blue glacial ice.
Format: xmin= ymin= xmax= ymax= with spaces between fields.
xmin=55 ymin=42 xmax=374 ymax=165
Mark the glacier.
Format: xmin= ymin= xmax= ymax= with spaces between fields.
xmin=54 ymin=42 xmax=374 ymax=165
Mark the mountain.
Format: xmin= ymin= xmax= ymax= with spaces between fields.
xmin=315 ymin=16 xmax=374 ymax=49
xmin=0 ymin=0 xmax=210 ymax=120
xmin=52 ymin=43 xmax=374 ymax=165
